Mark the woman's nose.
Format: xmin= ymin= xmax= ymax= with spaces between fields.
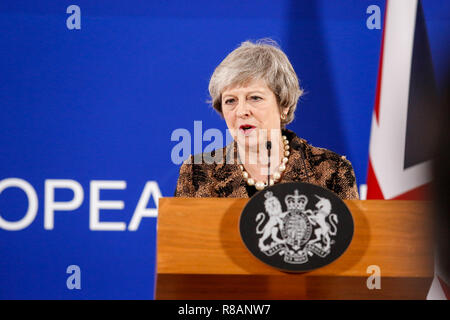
xmin=236 ymin=100 xmax=251 ymax=118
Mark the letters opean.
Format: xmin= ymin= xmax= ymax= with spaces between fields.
xmin=0 ymin=178 xmax=161 ymax=231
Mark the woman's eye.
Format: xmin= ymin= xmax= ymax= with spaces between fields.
xmin=250 ymin=96 xmax=262 ymax=101
xmin=224 ymin=98 xmax=235 ymax=104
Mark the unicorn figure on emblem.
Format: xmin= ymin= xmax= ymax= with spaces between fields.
xmin=307 ymin=195 xmax=338 ymax=252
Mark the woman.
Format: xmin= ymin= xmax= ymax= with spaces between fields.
xmin=175 ymin=39 xmax=359 ymax=199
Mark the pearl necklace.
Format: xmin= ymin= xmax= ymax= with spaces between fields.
xmin=239 ymin=135 xmax=290 ymax=191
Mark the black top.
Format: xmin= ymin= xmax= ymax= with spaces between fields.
xmin=245 ymin=184 xmax=258 ymax=197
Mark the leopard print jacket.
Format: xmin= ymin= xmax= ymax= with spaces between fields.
xmin=175 ymin=129 xmax=359 ymax=200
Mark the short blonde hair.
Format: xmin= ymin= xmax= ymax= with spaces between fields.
xmin=208 ymin=39 xmax=303 ymax=126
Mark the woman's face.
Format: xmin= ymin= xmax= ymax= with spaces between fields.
xmin=221 ymin=78 xmax=284 ymax=148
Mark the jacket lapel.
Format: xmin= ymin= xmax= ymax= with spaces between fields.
xmin=212 ymin=142 xmax=248 ymax=197
xmin=282 ymin=132 xmax=316 ymax=183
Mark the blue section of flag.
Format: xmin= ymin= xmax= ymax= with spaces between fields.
xmin=404 ymin=0 xmax=439 ymax=169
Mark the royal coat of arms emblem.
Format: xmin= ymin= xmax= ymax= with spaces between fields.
xmin=240 ymin=182 xmax=354 ymax=272
xmin=256 ymin=190 xmax=338 ymax=264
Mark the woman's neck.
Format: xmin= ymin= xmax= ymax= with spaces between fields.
xmin=237 ymin=135 xmax=285 ymax=182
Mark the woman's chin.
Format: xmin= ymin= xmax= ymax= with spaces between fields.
xmin=234 ymin=128 xmax=279 ymax=149
xmin=235 ymin=137 xmax=264 ymax=151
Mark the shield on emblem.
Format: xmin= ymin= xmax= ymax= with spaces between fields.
xmin=282 ymin=211 xmax=312 ymax=248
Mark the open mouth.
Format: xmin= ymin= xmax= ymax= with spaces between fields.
xmin=239 ymin=124 xmax=256 ymax=135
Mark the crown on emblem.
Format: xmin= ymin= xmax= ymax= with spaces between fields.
xmin=285 ymin=190 xmax=307 ymax=211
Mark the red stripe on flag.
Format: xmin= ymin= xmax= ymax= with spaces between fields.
xmin=373 ymin=0 xmax=388 ymax=124
xmin=438 ymin=276 xmax=450 ymax=300
xmin=366 ymin=159 xmax=384 ymax=199
xmin=391 ymin=183 xmax=431 ymax=200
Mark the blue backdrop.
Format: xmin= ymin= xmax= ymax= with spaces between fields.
xmin=0 ymin=0 xmax=448 ymax=299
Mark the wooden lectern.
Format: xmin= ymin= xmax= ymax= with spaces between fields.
xmin=156 ymin=198 xmax=433 ymax=299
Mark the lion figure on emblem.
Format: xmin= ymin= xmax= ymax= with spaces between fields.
xmin=256 ymin=192 xmax=287 ymax=251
